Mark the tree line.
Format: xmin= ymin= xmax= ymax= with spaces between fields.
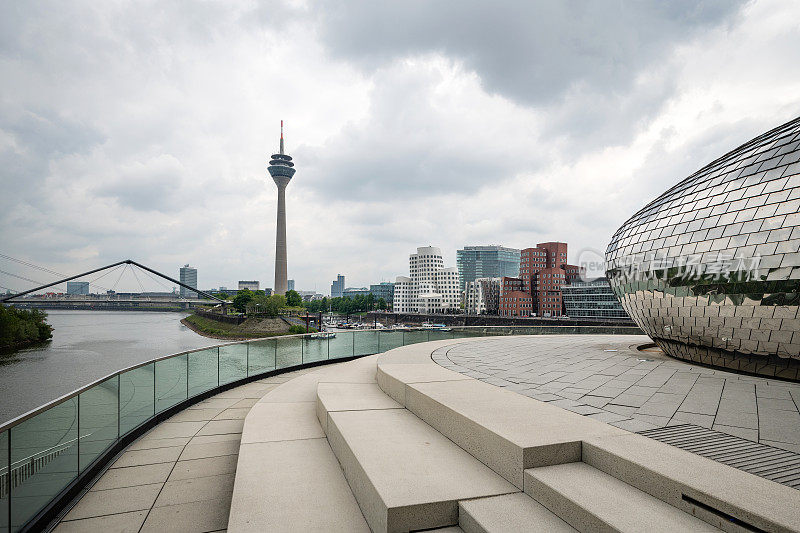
xmin=219 ymin=289 xmax=387 ymax=316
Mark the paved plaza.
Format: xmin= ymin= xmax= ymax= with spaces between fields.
xmin=53 ymin=366 xmax=319 ymax=532
xmin=432 ymin=335 xmax=800 ymax=453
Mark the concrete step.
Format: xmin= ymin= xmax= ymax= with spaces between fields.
xmin=229 ymin=357 xmax=380 ymax=532
xmin=376 ymin=342 xmax=625 ymax=488
xmin=458 ymin=493 xmax=576 ymax=533
xmin=582 ymin=432 xmax=800 ymax=532
xmin=524 ymin=462 xmax=720 ymax=532
xmin=326 ymin=407 xmax=518 ymax=533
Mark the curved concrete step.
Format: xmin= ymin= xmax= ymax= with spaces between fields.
xmin=376 ymin=342 xmax=626 ymax=488
xmin=326 ymin=407 xmax=518 ymax=533
xmin=524 ymin=462 xmax=720 ymax=532
xmin=228 ymin=357 xmax=380 ymax=532
xmin=458 ymin=493 xmax=576 ymax=533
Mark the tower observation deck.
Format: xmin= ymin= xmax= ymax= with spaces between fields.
xmin=268 ymin=121 xmax=295 ymax=295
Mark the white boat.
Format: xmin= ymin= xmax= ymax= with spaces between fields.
xmin=310 ymin=331 xmax=336 ymax=339
xmin=391 ymin=324 xmax=410 ymax=331
xmin=421 ymin=322 xmax=451 ymax=331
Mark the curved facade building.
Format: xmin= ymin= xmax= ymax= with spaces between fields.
xmin=606 ymin=116 xmax=800 ymax=380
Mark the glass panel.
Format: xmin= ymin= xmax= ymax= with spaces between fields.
xmin=119 ymin=363 xmax=154 ymax=435
xmin=302 ymin=335 xmax=327 ymax=364
xmin=155 ymin=355 xmax=187 ymax=413
xmin=328 ymin=331 xmax=354 ymax=359
xmin=1 ymin=430 xmax=7 ymax=533
xmin=219 ymin=344 xmax=247 ymax=385
xmin=378 ymin=330 xmax=403 ymax=352
xmin=275 ymin=336 xmax=302 ymax=369
xmin=403 ymin=330 xmax=429 ymax=345
xmin=427 ymin=330 xmax=455 ymax=343
xmin=247 ymin=340 xmax=276 ymax=376
xmin=354 ymin=331 xmax=379 ymax=356
xmin=78 ymin=376 xmax=119 ymax=472
xmin=10 ymin=399 xmax=78 ymax=530
xmin=188 ymin=348 xmax=218 ymax=397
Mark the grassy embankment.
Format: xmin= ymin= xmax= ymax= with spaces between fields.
xmin=0 ymin=306 xmax=53 ymax=353
xmin=182 ymin=313 xmax=313 ymax=340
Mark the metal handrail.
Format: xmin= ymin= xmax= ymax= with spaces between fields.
xmin=0 ymin=324 xmax=642 ymax=432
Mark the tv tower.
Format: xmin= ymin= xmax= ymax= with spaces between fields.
xmin=267 ymin=121 xmax=295 ymax=295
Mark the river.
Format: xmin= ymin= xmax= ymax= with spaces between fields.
xmin=0 ymin=310 xmax=216 ymax=423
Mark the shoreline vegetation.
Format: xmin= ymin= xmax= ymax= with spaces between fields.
xmin=0 ymin=306 xmax=53 ymax=353
xmin=181 ymin=313 xmax=312 ymax=340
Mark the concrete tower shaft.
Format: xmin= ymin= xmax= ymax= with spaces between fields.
xmin=267 ymin=121 xmax=295 ymax=295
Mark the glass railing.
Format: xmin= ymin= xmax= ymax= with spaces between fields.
xmin=0 ymin=324 xmax=641 ymax=531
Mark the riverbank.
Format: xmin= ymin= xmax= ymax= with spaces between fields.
xmin=181 ymin=313 xmax=311 ymax=340
xmin=0 ymin=306 xmax=53 ymax=354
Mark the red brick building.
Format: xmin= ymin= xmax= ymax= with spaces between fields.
xmin=499 ymin=242 xmax=583 ymax=317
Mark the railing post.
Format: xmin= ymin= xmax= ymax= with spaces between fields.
xmin=186 ymin=353 xmax=190 ymax=398
xmin=76 ymin=395 xmax=80 ymax=473
xmin=301 ymin=336 xmax=304 ymax=364
xmin=326 ymin=335 xmax=330 ymax=360
xmin=217 ymin=348 xmax=220 ymax=387
xmin=352 ymin=332 xmax=355 ymax=357
xmin=117 ymin=374 xmax=121 ymax=440
xmin=153 ymin=363 xmax=156 ymax=416
xmin=8 ymin=427 xmax=11 ymax=531
xmin=246 ymin=343 xmax=249 ymax=377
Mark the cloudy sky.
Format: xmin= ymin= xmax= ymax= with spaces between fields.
xmin=2 ymin=0 xmax=800 ymax=295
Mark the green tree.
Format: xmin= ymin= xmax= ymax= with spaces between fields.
xmin=232 ymin=288 xmax=253 ymax=313
xmin=216 ymin=292 xmax=229 ymax=301
xmin=377 ymin=298 xmax=387 ymax=310
xmin=285 ymin=289 xmax=302 ymax=307
xmin=263 ymin=294 xmax=286 ymax=317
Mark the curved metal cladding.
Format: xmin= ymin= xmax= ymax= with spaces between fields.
xmin=606 ymin=116 xmax=800 ymax=380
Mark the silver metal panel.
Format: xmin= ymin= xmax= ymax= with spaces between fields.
xmin=607 ymin=117 xmax=800 ymax=380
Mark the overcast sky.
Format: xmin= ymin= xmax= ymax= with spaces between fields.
xmin=2 ymin=0 xmax=800 ymax=295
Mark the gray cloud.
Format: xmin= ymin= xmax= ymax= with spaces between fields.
xmin=315 ymin=1 xmax=743 ymax=106
xmin=1 ymin=0 xmax=798 ymax=294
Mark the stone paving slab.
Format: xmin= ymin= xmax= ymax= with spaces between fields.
xmin=56 ymin=365 xmax=323 ymax=533
xmin=432 ymin=335 xmax=800 ymax=450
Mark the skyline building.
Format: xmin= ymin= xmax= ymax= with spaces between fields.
xmin=393 ymin=246 xmax=460 ymax=314
xmin=287 ymin=279 xmax=295 ymax=292
xmin=463 ymin=277 xmax=501 ymax=315
xmin=456 ymin=245 xmax=520 ymax=291
xmin=66 ymin=281 xmax=89 ymax=295
xmin=561 ymin=279 xmax=629 ymax=319
xmin=369 ymin=282 xmax=395 ymax=305
xmin=179 ymin=264 xmax=197 ymax=298
xmin=499 ymin=242 xmax=582 ymax=317
xmin=331 ymin=274 xmax=345 ymax=298
xmin=268 ymin=121 xmax=295 ymax=296
xmin=238 ymin=280 xmax=259 ymax=291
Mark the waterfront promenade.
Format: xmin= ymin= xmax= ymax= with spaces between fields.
xmin=54 ymin=366 xmax=319 ymax=531
xmin=433 ymin=335 xmax=800 ymax=452
xmin=53 ymin=335 xmax=800 ymax=531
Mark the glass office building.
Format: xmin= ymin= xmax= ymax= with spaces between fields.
xmin=457 ymin=245 xmax=520 ymax=291
xmin=561 ymin=279 xmax=629 ymax=319
xmin=606 ymin=116 xmax=800 ymax=380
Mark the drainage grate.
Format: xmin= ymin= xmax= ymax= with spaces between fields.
xmin=639 ymin=424 xmax=800 ymax=490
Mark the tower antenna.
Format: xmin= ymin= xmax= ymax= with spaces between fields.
xmin=280 ymin=120 xmax=284 ymax=155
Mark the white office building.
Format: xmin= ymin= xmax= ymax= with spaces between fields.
xmin=393 ymin=247 xmax=460 ymax=314
xmin=463 ymin=277 xmax=501 ymax=315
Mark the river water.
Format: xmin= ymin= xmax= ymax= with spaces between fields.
xmin=0 ymin=310 xmax=215 ymax=423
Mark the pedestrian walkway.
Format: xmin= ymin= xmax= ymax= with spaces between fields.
xmin=53 ymin=366 xmax=320 ymax=532
xmin=432 ymin=335 xmax=800 ymax=453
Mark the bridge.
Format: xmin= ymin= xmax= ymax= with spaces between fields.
xmin=0 ymin=259 xmax=226 ymax=311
